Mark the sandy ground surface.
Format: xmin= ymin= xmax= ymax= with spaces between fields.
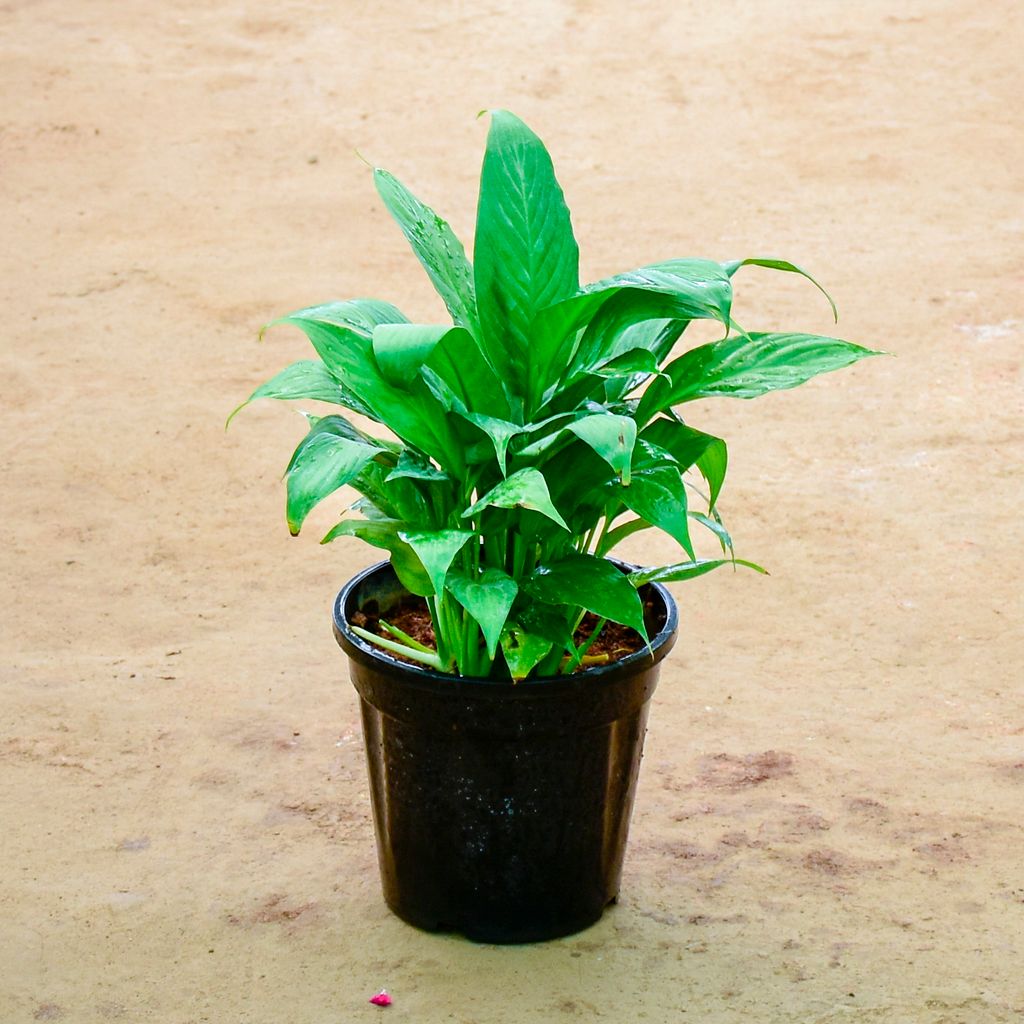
xmin=3 ymin=0 xmax=1023 ymax=1021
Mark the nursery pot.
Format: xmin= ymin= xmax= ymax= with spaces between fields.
xmin=332 ymin=560 xmax=678 ymax=944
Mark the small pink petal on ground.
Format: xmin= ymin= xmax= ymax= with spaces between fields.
xmin=369 ymin=990 xmax=392 ymax=1007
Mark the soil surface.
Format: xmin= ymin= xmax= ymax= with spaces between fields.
xmin=3 ymin=2 xmax=1023 ymax=1022
xmin=355 ymin=598 xmax=648 ymax=669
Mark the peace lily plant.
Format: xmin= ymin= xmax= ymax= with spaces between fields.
xmin=234 ymin=110 xmax=879 ymax=679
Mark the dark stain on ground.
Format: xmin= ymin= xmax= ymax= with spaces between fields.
xmin=913 ymin=837 xmax=971 ymax=863
xmin=661 ymin=839 xmax=723 ymax=864
xmin=696 ymin=750 xmax=795 ymax=789
xmin=226 ymin=893 xmax=319 ymax=930
xmin=802 ymin=848 xmax=848 ymax=875
xmin=846 ymin=796 xmax=889 ymax=819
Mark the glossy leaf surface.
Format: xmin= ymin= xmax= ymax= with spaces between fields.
xmin=274 ymin=312 xmax=463 ymax=470
xmin=567 ymin=414 xmax=637 ymax=485
xmin=500 ymin=625 xmax=554 ymax=681
xmin=398 ymin=529 xmax=473 ymax=597
xmin=285 ymin=430 xmax=384 ymax=535
xmin=616 ymin=466 xmax=693 ymax=558
xmin=722 ymin=257 xmax=837 ymax=321
xmin=640 ymin=418 xmax=727 ymax=508
xmin=227 ymin=360 xmax=350 ymax=426
xmin=374 ymin=167 xmax=478 ymax=332
xmin=446 ymin=568 xmax=518 ymax=659
xmin=474 ymin=110 xmax=579 ymax=408
xmin=463 ymin=467 xmax=569 ymax=530
xmin=629 ymin=558 xmax=768 ymax=586
xmin=526 ymin=553 xmax=647 ymax=637
xmin=321 ymin=518 xmax=432 ymax=596
xmin=639 ymin=332 xmax=883 ymax=420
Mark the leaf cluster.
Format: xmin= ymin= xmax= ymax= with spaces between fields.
xmin=232 ymin=111 xmax=881 ymax=678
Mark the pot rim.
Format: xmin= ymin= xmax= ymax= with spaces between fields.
xmin=332 ymin=558 xmax=678 ymax=695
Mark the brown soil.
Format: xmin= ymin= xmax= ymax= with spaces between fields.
xmin=3 ymin=2 xmax=1023 ymax=1022
xmin=353 ymin=597 xmax=438 ymax=661
xmin=355 ymin=598 xmax=648 ymax=671
xmin=572 ymin=605 xmax=651 ymax=663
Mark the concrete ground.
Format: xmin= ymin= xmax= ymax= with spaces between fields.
xmin=2 ymin=1 xmax=1022 ymax=1020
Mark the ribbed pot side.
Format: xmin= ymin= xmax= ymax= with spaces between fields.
xmin=333 ymin=560 xmax=678 ymax=944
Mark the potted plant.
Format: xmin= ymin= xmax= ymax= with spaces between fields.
xmin=232 ymin=110 xmax=880 ymax=943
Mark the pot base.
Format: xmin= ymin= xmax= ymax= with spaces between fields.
xmin=386 ymin=895 xmax=617 ymax=945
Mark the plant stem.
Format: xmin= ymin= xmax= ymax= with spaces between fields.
xmin=350 ymin=625 xmax=444 ymax=671
xmin=380 ymin=620 xmax=435 ymax=654
xmin=562 ymin=617 xmax=607 ymax=673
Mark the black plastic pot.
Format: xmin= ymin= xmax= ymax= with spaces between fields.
xmin=332 ymin=560 xmax=678 ymax=944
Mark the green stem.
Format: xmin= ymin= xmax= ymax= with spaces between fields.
xmin=536 ymin=643 xmax=564 ymax=678
xmin=427 ymin=595 xmax=452 ymax=668
xmin=460 ymin=606 xmax=473 ymax=675
xmin=379 ymin=620 xmax=434 ymax=654
xmin=350 ymin=626 xmax=444 ymax=671
xmin=511 ymin=534 xmax=526 ymax=579
xmin=563 ymin=617 xmax=607 ymax=673
xmin=439 ymin=593 xmax=461 ymax=673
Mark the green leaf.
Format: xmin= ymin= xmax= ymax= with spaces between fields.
xmin=454 ymin=413 xmax=523 ymax=474
xmin=320 ymin=518 xmax=432 ymax=596
xmin=386 ymin=448 xmax=449 ymax=482
xmin=602 ymin=320 xmax=688 ymax=403
xmin=372 ymin=324 xmax=507 ymax=421
xmin=285 ymin=430 xmax=384 ymax=535
xmin=541 ymin=317 xmax=686 ymax=414
xmin=272 ymin=312 xmax=464 ymax=471
xmin=639 ymin=418 xmax=715 ymax=471
xmin=534 ymin=260 xmax=733 ymax=385
xmin=638 ymin=332 xmax=884 ymax=420
xmin=617 ymin=465 xmax=693 ymax=559
xmin=227 ymin=360 xmax=350 ymax=427
xmin=474 ymin=110 xmax=579 ymax=410
xmin=422 ymin=326 xmax=511 ymax=419
xmin=515 ymin=599 xmax=575 ymax=649
xmin=284 ymin=414 xmax=379 ymax=472
xmin=446 ymin=568 xmax=519 ymax=659
xmin=592 ymin=348 xmax=664 ymax=379
xmin=567 ymin=414 xmax=637 ymax=485
xmin=463 ymin=467 xmax=569 ymax=530
xmin=374 ymin=167 xmax=478 ymax=332
xmin=596 ymin=517 xmax=652 ymax=556
xmin=690 ymin=511 xmax=732 ymax=553
xmin=398 ymin=529 xmax=473 ymax=597
xmin=574 ymin=279 xmax=728 ymax=371
xmin=267 ymin=297 xmax=409 ymax=338
xmin=543 ymin=439 xmax=618 ymax=522
xmin=351 ymin=459 xmax=421 ymax=522
xmin=639 ymin=418 xmax=727 ymax=507
xmin=500 ymin=624 xmax=554 ymax=681
xmin=629 ymin=558 xmax=768 ymax=586
xmin=525 ymin=553 xmax=647 ymax=638
xmin=722 ymin=257 xmax=837 ymax=322
xmin=513 ymin=412 xmax=588 ymax=459
xmin=372 ymin=323 xmax=463 ymax=387
xmin=695 ymin=437 xmax=728 ymax=509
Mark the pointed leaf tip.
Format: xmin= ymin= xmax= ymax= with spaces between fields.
xmin=462 ymin=468 xmax=569 ymax=531
xmin=398 ymin=528 xmax=473 ymax=597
